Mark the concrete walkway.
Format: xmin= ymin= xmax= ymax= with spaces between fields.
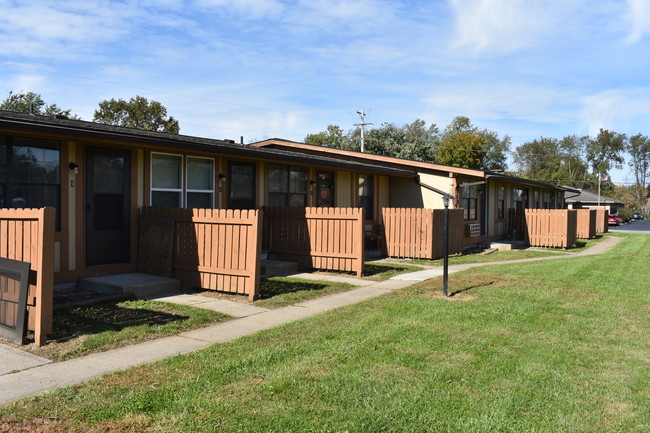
xmin=0 ymin=235 xmax=623 ymax=404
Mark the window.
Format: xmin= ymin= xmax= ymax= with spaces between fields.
xmin=151 ymin=153 xmax=182 ymax=207
xmin=462 ymin=185 xmax=478 ymax=220
xmin=268 ymin=164 xmax=307 ymax=207
xmin=229 ymin=161 xmax=256 ymax=209
xmin=497 ymin=184 xmax=505 ymax=219
xmin=543 ymin=191 xmax=551 ymax=209
xmin=186 ymin=157 xmax=214 ymax=208
xmin=358 ymin=174 xmax=374 ymax=221
xmin=513 ymin=187 xmax=524 ymax=210
xmin=0 ymin=136 xmax=60 ymax=229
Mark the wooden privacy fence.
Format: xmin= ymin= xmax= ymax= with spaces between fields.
xmin=524 ymin=209 xmax=577 ymax=248
xmin=140 ymin=207 xmax=262 ymax=300
xmin=262 ymin=207 xmax=364 ymax=277
xmin=0 ymin=207 xmax=55 ymax=346
xmin=382 ymin=208 xmax=464 ymax=259
xmin=576 ymin=209 xmax=597 ymax=239
xmin=592 ymin=207 xmax=609 ymax=233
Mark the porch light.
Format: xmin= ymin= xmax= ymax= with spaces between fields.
xmin=442 ymin=194 xmax=450 ymax=208
xmin=218 ymin=173 xmax=226 ymax=182
xmin=69 ymin=162 xmax=79 ymax=175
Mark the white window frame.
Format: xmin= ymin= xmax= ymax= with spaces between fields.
xmin=185 ymin=156 xmax=215 ymax=209
xmin=151 ymin=152 xmax=183 ymax=207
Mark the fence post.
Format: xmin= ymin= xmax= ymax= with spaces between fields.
xmin=35 ymin=207 xmax=55 ymax=346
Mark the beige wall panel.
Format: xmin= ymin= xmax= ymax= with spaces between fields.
xmin=336 ymin=171 xmax=353 ymax=207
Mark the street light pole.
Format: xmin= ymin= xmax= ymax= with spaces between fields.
xmin=442 ymin=194 xmax=450 ymax=297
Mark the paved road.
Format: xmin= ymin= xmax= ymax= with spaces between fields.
xmin=609 ymin=218 xmax=650 ymax=233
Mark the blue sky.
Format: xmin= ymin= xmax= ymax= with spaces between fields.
xmin=1 ymin=0 xmax=649 ymax=185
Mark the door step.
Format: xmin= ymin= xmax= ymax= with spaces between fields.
xmin=79 ymin=273 xmax=180 ymax=298
xmin=261 ymin=260 xmax=299 ymax=277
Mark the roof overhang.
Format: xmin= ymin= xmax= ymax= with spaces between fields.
xmin=485 ymin=172 xmax=570 ymax=192
xmin=253 ymin=138 xmax=485 ymax=178
xmin=0 ymin=111 xmax=417 ymax=178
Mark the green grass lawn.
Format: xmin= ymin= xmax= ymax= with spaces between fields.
xmin=254 ymin=277 xmax=357 ymax=309
xmin=18 ymin=300 xmax=230 ymax=362
xmin=2 ymin=233 xmax=649 ymax=432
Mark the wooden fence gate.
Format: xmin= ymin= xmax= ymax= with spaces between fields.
xmin=382 ymin=208 xmax=464 ymax=259
xmin=0 ymin=208 xmax=55 ymax=345
xmin=262 ymin=207 xmax=364 ymax=277
xmin=140 ymin=207 xmax=263 ymax=300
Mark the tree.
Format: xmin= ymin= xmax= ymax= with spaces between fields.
xmin=304 ymin=119 xmax=439 ymax=162
xmin=305 ymin=124 xmax=353 ymax=150
xmin=93 ymin=96 xmax=180 ymax=134
xmin=627 ymin=133 xmax=650 ymax=210
xmin=513 ymin=135 xmax=592 ymax=188
xmin=0 ymin=91 xmax=78 ymax=118
xmin=436 ymin=116 xmax=509 ymax=171
xmin=585 ymin=128 xmax=626 ymax=176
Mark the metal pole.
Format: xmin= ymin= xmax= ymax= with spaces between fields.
xmin=443 ymin=196 xmax=449 ymax=297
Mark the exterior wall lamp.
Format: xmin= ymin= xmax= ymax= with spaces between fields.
xmin=69 ymin=162 xmax=79 ymax=175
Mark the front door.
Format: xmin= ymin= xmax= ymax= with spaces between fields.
xmin=317 ymin=171 xmax=335 ymax=207
xmin=86 ymin=147 xmax=131 ymax=266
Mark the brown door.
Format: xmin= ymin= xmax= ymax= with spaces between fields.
xmin=317 ymin=171 xmax=335 ymax=207
xmin=86 ymin=147 xmax=131 ymax=266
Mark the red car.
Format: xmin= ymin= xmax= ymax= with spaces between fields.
xmin=608 ymin=214 xmax=619 ymax=226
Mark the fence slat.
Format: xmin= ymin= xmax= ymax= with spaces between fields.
xmin=262 ymin=207 xmax=364 ymax=277
xmin=140 ymin=207 xmax=262 ymax=300
xmin=382 ymin=208 xmax=464 ymax=260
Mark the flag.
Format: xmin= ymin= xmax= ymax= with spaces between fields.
xmin=599 ymin=173 xmax=608 ymax=182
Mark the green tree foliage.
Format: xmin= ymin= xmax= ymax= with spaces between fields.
xmin=436 ymin=116 xmax=509 ymax=171
xmin=304 ymin=119 xmax=439 ymax=162
xmin=585 ymin=128 xmax=626 ymax=176
xmin=0 ymin=91 xmax=78 ymax=118
xmin=305 ymin=124 xmax=354 ymax=150
xmin=513 ymin=135 xmax=592 ymax=188
xmin=93 ymin=95 xmax=180 ymax=134
xmin=627 ymin=133 xmax=650 ymax=209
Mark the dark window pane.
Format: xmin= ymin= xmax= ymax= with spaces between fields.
xmin=288 ymin=193 xmax=306 ymax=207
xmin=187 ymin=192 xmax=213 ymax=209
xmin=268 ymin=192 xmax=287 ymax=207
xmin=230 ymin=162 xmax=255 ymax=209
xmin=152 ymin=191 xmax=181 ymax=207
xmin=93 ymin=156 xmax=124 ymax=194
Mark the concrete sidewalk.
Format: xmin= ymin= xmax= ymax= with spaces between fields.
xmin=0 ymin=235 xmax=623 ymax=404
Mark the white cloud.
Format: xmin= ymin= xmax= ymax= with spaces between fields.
xmin=424 ymin=81 xmax=575 ymax=124
xmin=579 ymin=88 xmax=650 ymax=135
xmin=625 ymin=0 xmax=650 ymax=43
xmin=449 ymin=0 xmax=551 ymax=53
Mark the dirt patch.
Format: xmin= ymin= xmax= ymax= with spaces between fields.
xmin=0 ymin=417 xmax=68 ymax=433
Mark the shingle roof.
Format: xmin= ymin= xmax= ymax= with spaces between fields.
xmin=563 ymin=188 xmax=625 ymax=205
xmin=0 ymin=110 xmax=416 ymax=178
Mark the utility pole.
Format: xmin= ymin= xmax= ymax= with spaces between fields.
xmin=354 ymin=109 xmax=373 ymax=152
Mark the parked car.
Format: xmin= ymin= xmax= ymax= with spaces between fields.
xmin=633 ymin=212 xmax=644 ymax=220
xmin=608 ymin=214 xmax=619 ymax=226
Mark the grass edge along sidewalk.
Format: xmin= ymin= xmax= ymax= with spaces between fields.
xmin=0 ymin=236 xmax=624 ymax=405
